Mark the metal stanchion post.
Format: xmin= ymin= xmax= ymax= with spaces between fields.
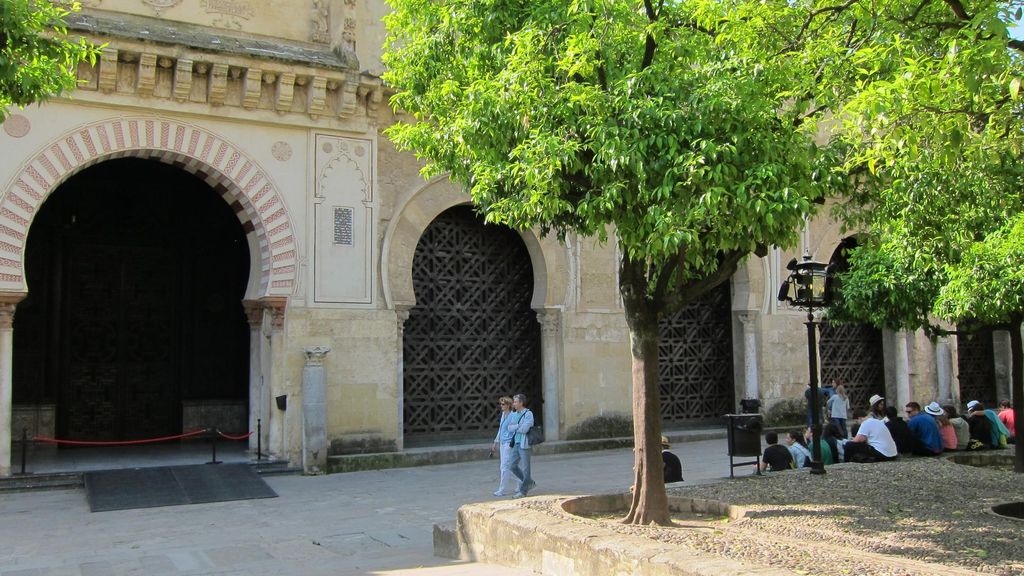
xmin=207 ymin=427 xmax=222 ymax=464
xmin=19 ymin=428 xmax=27 ymax=475
xmin=257 ymin=418 xmax=262 ymax=461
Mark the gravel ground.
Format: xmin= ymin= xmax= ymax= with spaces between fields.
xmin=528 ymin=455 xmax=1024 ymax=575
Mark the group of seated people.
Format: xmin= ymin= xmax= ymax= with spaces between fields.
xmin=760 ymin=395 xmax=1016 ymax=471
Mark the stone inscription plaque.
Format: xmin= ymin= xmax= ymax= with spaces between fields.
xmin=333 ymin=207 xmax=354 ymax=246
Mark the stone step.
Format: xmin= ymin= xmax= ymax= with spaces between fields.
xmin=0 ymin=460 xmax=300 ymax=493
xmin=327 ymin=429 xmax=726 ymax=474
xmin=0 ymin=472 xmax=83 ymax=493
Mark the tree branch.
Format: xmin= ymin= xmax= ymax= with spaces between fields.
xmin=941 ymin=0 xmax=970 ymax=21
xmin=638 ymin=0 xmax=663 ymax=69
xmin=660 ymin=250 xmax=746 ymax=315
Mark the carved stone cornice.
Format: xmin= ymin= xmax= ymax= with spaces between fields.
xmin=65 ymin=11 xmax=390 ymax=122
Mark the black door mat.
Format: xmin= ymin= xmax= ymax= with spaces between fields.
xmin=84 ymin=463 xmax=277 ymax=512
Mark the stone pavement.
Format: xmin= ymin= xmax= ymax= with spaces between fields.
xmin=0 ymin=436 xmax=738 ymax=576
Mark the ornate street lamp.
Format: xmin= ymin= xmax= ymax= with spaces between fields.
xmin=777 ymin=253 xmax=832 ymax=475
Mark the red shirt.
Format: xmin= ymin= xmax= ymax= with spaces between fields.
xmin=998 ymin=408 xmax=1015 ymax=437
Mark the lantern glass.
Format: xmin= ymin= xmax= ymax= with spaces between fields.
xmin=779 ymin=256 xmax=830 ymax=310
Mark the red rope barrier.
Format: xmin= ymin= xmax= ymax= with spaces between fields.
xmin=34 ymin=428 xmax=208 ymax=446
xmin=217 ymin=430 xmax=253 ymax=441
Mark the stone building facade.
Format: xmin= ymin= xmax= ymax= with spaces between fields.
xmin=0 ymin=1 xmax=1006 ymax=476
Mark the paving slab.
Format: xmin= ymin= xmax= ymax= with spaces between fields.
xmin=0 ymin=436 xmax=736 ymax=576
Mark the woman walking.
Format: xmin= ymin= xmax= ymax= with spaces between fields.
xmin=490 ymin=396 xmax=515 ymax=496
xmin=827 ymin=384 xmax=851 ymax=438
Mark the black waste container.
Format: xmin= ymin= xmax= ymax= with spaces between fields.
xmin=726 ymin=414 xmax=763 ymax=457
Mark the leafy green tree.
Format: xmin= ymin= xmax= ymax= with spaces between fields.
xmin=1 ymin=0 xmax=98 ymax=121
xmin=826 ymin=4 xmax=1024 ymax=470
xmin=383 ymin=0 xmax=852 ymax=524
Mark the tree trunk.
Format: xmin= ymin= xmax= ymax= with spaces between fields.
xmin=619 ymin=257 xmax=671 ymax=525
xmin=1010 ymin=315 xmax=1023 ymax=473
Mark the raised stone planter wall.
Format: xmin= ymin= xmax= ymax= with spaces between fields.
xmin=435 ymin=497 xmax=780 ymax=576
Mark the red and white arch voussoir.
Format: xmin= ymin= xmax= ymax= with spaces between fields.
xmin=0 ymin=117 xmax=297 ymax=298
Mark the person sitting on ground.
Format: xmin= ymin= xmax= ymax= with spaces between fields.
xmin=661 ymin=435 xmax=683 ymax=483
xmin=884 ymin=405 xmax=916 ymax=455
xmin=803 ymin=424 xmax=835 ymax=465
xmin=968 ymin=400 xmax=1009 ymax=449
xmin=844 ymin=401 xmax=898 ymax=463
xmin=759 ymin=431 xmax=794 ymax=472
xmin=905 ymin=402 xmax=943 ymax=456
xmin=822 ymin=422 xmax=844 ymax=463
xmin=869 ymin=394 xmax=888 ymax=420
xmin=927 ymin=402 xmax=958 ymax=452
xmin=966 ymin=400 xmax=995 ymax=449
xmin=785 ymin=430 xmax=813 ymax=468
xmin=945 ymin=404 xmax=971 ymax=450
xmin=997 ymin=399 xmax=1016 ymax=444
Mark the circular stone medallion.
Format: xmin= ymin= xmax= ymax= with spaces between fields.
xmin=272 ymin=141 xmax=293 ymax=162
xmin=3 ymin=115 xmax=31 ymax=138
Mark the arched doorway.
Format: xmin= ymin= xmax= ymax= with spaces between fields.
xmin=658 ymin=282 xmax=735 ymax=424
xmin=820 ymin=237 xmax=885 ymax=408
xmin=402 ymin=205 xmax=541 ymax=444
xmin=13 ymin=158 xmax=251 ymax=441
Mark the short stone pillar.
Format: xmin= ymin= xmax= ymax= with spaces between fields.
xmin=302 ymin=346 xmax=330 ymax=474
xmin=738 ymin=312 xmax=760 ymax=405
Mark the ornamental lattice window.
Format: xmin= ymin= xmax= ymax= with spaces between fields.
xmin=819 ymin=321 xmax=885 ymax=410
xmin=403 ymin=206 xmax=541 ymax=442
xmin=658 ymin=283 xmax=735 ymax=423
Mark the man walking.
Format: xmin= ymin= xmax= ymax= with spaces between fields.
xmin=506 ymin=393 xmax=537 ymax=497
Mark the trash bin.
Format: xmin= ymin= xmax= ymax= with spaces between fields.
xmin=727 ymin=414 xmax=763 ymax=456
xmin=725 ymin=413 xmax=763 ymax=477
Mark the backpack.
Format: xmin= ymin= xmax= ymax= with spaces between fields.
xmin=527 ymin=425 xmax=544 ymax=445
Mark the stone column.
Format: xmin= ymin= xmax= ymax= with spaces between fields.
xmin=537 ymin=309 xmax=562 ymax=441
xmin=895 ymin=330 xmax=911 ymax=409
xmin=243 ymin=300 xmax=265 ymax=455
xmin=935 ymin=335 xmax=954 ymax=404
xmin=0 ymin=293 xmax=26 ymax=477
xmin=302 ymin=346 xmax=330 ymax=474
xmin=262 ymin=296 xmax=287 ymax=459
xmin=395 ymin=307 xmax=410 ymax=451
xmin=738 ymin=312 xmax=760 ymax=405
xmin=992 ymin=330 xmax=1012 ymax=403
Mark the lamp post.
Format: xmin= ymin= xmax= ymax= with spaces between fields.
xmin=778 ymin=253 xmax=832 ymax=475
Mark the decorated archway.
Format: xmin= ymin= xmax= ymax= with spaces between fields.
xmin=0 ymin=117 xmax=297 ymax=298
xmin=0 ymin=117 xmax=299 ymax=473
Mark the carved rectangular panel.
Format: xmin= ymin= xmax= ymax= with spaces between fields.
xmin=313 ymin=134 xmax=375 ymax=304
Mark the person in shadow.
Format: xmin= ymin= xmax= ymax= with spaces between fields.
xmin=661 ymin=436 xmax=683 ymax=483
xmin=884 ymin=405 xmax=915 ymax=455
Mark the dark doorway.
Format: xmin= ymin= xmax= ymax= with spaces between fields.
xmin=658 ymin=282 xmax=735 ymax=424
xmin=403 ymin=205 xmax=541 ymax=444
xmin=13 ymin=158 xmax=251 ymax=441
